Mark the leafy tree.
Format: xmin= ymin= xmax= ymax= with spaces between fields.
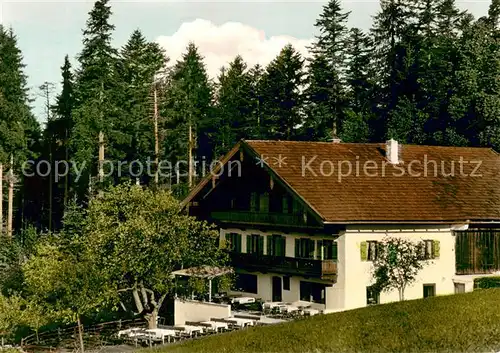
xmin=260 ymin=44 xmax=306 ymax=140
xmin=82 ymin=184 xmax=227 ymax=328
xmin=372 ymin=237 xmax=428 ymax=301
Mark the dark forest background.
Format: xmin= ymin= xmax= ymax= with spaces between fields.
xmin=1 ymin=0 xmax=500 ymax=234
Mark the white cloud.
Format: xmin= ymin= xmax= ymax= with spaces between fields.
xmin=155 ymin=19 xmax=313 ymax=79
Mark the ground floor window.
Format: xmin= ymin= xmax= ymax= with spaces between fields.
xmin=423 ymin=284 xmax=436 ymax=298
xmin=234 ymin=273 xmax=258 ymax=294
xmin=454 ymin=283 xmax=465 ymax=294
xmin=366 ymin=286 xmax=380 ymax=305
xmin=283 ymin=276 xmax=290 ymax=291
xmin=300 ymin=281 xmax=326 ymax=304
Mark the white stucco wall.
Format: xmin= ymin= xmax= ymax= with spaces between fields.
xmin=340 ymin=225 xmax=456 ymax=310
xmin=174 ymin=299 xmax=231 ymax=325
xmin=221 ymin=224 xmax=457 ymax=312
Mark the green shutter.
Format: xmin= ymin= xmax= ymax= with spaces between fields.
xmin=309 ymin=239 xmax=315 ymax=259
xmin=267 ymin=235 xmax=272 ymax=256
xmin=295 ymin=239 xmax=301 ymax=258
xmin=247 ymin=235 xmax=252 ymax=254
xmin=258 ymin=236 xmax=264 ymax=255
xmin=236 ymin=234 xmax=242 ymax=253
xmin=360 ymin=241 xmax=368 ymax=261
xmin=317 ymin=240 xmax=323 ymax=260
xmin=279 ymin=237 xmax=286 ymax=257
xmin=433 ymin=240 xmax=440 ymax=258
xmin=332 ymin=243 xmax=338 ymax=260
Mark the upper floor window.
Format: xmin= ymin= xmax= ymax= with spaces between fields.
xmin=268 ymin=234 xmax=286 ymax=257
xmin=422 ymin=240 xmax=440 ymax=259
xmin=295 ymin=238 xmax=315 ymax=259
xmin=247 ymin=234 xmax=264 ymax=255
xmin=361 ymin=241 xmax=379 ymax=261
xmin=225 ymin=233 xmax=242 ymax=253
xmin=317 ymin=240 xmax=338 ymax=260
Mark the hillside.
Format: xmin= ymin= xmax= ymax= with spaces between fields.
xmin=150 ymin=289 xmax=500 ymax=353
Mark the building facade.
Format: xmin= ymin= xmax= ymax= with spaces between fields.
xmin=183 ymin=139 xmax=500 ymax=312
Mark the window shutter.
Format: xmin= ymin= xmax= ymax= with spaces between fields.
xmin=360 ymin=241 xmax=368 ymax=261
xmin=317 ymin=240 xmax=323 ymax=260
xmin=246 ymin=235 xmax=252 ymax=254
xmin=309 ymin=239 xmax=315 ymax=259
xmin=280 ymin=237 xmax=286 ymax=257
xmin=236 ymin=234 xmax=242 ymax=253
xmin=267 ymin=235 xmax=272 ymax=256
xmin=250 ymin=193 xmax=257 ymax=212
xmin=332 ymin=243 xmax=338 ymax=260
xmin=433 ymin=240 xmax=440 ymax=258
xmin=258 ymin=236 xmax=264 ymax=255
xmin=295 ymin=239 xmax=300 ymax=258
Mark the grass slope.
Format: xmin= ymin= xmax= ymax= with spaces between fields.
xmin=150 ymin=289 xmax=500 ymax=353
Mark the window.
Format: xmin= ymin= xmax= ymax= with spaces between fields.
xmin=250 ymin=193 xmax=259 ymax=212
xmin=282 ymin=196 xmax=292 ymax=214
xmin=283 ymin=276 xmax=290 ymax=291
xmin=454 ymin=283 xmax=465 ymax=294
xmin=295 ymin=238 xmax=315 ymax=259
xmin=300 ymin=281 xmax=326 ymax=304
xmin=259 ymin=193 xmax=269 ymax=213
xmin=247 ymin=234 xmax=264 ymax=255
xmin=234 ymin=273 xmax=258 ymax=294
xmin=267 ymin=235 xmax=286 ymax=257
xmin=366 ymin=286 xmax=380 ymax=305
xmin=317 ymin=240 xmax=338 ymax=260
xmin=424 ymin=240 xmax=434 ymax=259
xmin=225 ymin=233 xmax=242 ymax=253
xmin=367 ymin=241 xmax=378 ymax=261
xmin=423 ymin=284 xmax=436 ymax=298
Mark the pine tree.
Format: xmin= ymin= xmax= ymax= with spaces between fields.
xmin=307 ymin=0 xmax=350 ymax=140
xmin=0 ymin=26 xmax=41 ymax=235
xmin=214 ymin=56 xmax=256 ymax=155
xmin=163 ymin=43 xmax=212 ymax=188
xmin=118 ymin=29 xmax=166 ymax=184
xmin=260 ymin=44 xmax=306 ymax=140
xmin=73 ymin=0 xmax=119 ymax=195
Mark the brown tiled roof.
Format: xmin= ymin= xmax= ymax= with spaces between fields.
xmin=244 ymin=140 xmax=500 ymax=223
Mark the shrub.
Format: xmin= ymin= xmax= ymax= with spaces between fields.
xmin=474 ymin=276 xmax=500 ymax=289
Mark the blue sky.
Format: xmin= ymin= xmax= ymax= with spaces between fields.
xmin=0 ymin=0 xmax=492 ymax=122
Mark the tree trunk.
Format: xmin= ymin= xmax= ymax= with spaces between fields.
xmin=398 ymin=287 xmax=405 ymax=301
xmin=147 ymin=309 xmax=158 ymax=329
xmin=77 ymin=315 xmax=85 ymax=353
xmin=0 ymin=163 xmax=3 ymax=235
xmin=188 ymin=121 xmax=193 ymax=188
xmin=98 ymin=131 xmax=105 ymax=183
xmin=154 ymin=86 xmax=159 ymax=185
xmin=7 ymin=155 xmax=14 ymax=237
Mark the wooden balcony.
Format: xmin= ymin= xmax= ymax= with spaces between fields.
xmin=229 ymin=252 xmax=337 ymax=282
xmin=211 ymin=211 xmax=312 ymax=228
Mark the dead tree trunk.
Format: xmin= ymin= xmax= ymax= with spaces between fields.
xmin=7 ymin=155 xmax=14 ymax=237
xmin=0 ymin=163 xmax=3 ymax=235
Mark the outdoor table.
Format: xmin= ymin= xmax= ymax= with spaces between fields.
xmin=200 ymin=321 xmax=228 ymax=332
xmin=231 ymin=296 xmax=256 ymax=305
xmin=303 ymin=308 xmax=320 ymax=316
xmin=177 ymin=325 xmax=204 ymax=336
xmin=229 ymin=317 xmax=255 ymax=328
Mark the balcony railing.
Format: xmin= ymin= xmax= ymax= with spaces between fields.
xmin=211 ymin=211 xmax=308 ymax=227
xmin=229 ymin=252 xmax=337 ymax=281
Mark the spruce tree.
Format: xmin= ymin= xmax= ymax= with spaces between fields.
xmin=260 ymin=44 xmax=305 ymax=140
xmin=307 ymin=0 xmax=350 ymax=140
xmin=73 ymin=0 xmax=119 ymax=195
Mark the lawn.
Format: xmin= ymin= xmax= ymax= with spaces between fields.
xmin=148 ymin=289 xmax=500 ymax=353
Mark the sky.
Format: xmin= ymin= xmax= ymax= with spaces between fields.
xmin=0 ymin=0 xmax=494 ymax=122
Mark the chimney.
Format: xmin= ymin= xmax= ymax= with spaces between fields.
xmin=386 ymin=139 xmax=399 ymax=164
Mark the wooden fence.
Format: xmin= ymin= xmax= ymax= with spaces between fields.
xmin=455 ymin=229 xmax=500 ymax=275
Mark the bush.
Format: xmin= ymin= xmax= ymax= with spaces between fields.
xmin=474 ymin=276 xmax=500 ymax=289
